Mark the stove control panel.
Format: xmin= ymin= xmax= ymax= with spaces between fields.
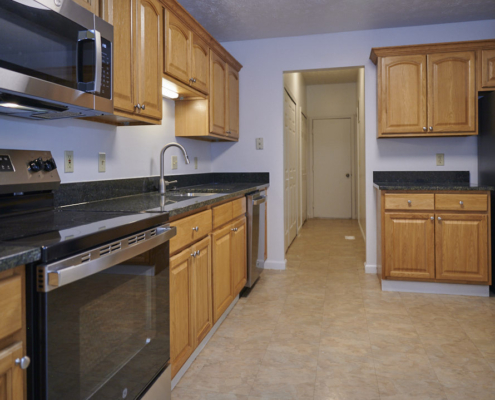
xmin=0 ymin=149 xmax=61 ymax=195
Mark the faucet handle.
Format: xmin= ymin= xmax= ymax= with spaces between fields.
xmin=165 ymin=180 xmax=177 ymax=186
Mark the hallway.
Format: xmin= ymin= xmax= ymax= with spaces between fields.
xmin=172 ymin=219 xmax=495 ymax=400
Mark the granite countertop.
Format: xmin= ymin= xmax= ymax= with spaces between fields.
xmin=373 ymin=182 xmax=495 ymax=191
xmin=0 ymin=244 xmax=41 ymax=272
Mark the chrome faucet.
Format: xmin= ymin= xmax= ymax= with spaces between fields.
xmin=159 ymin=142 xmax=190 ymax=195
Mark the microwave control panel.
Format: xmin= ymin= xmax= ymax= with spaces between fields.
xmin=100 ymin=38 xmax=112 ymax=100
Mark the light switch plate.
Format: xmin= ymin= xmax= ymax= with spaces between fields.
xmin=194 ymin=157 xmax=198 ymax=169
xmin=256 ymin=138 xmax=264 ymax=150
xmin=171 ymin=155 xmax=178 ymax=170
xmin=64 ymin=150 xmax=74 ymax=173
xmin=436 ymin=153 xmax=445 ymax=166
xmin=98 ymin=152 xmax=106 ymax=173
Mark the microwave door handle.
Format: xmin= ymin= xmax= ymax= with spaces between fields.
xmin=76 ymin=30 xmax=102 ymax=94
xmin=94 ymin=29 xmax=102 ymax=94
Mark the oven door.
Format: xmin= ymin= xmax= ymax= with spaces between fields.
xmin=29 ymin=225 xmax=175 ymax=400
xmin=0 ymin=0 xmax=113 ymax=113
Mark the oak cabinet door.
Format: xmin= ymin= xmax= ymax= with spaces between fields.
xmin=226 ymin=65 xmax=239 ymax=139
xmin=164 ymin=11 xmax=191 ymax=83
xmin=191 ymin=237 xmax=212 ymax=346
xmin=209 ymin=50 xmax=227 ymax=136
xmin=170 ymin=248 xmax=194 ymax=378
xmin=0 ymin=342 xmax=24 ymax=400
xmin=136 ymin=0 xmax=162 ymax=119
xmin=481 ymin=49 xmax=495 ymax=88
xmin=379 ymin=55 xmax=427 ymax=135
xmin=113 ymin=0 xmax=136 ymax=113
xmin=212 ymin=224 xmax=233 ymax=323
xmin=232 ymin=217 xmax=247 ymax=296
xmin=435 ymin=214 xmax=488 ymax=283
xmin=73 ymin=0 xmax=99 ymax=14
xmin=427 ymin=51 xmax=476 ymax=133
xmin=191 ymin=34 xmax=209 ymax=94
xmin=384 ymin=213 xmax=435 ymax=280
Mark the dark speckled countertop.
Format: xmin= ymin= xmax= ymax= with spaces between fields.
xmin=373 ymin=182 xmax=495 ymax=191
xmin=0 ymin=245 xmax=41 ymax=272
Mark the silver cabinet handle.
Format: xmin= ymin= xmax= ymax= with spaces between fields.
xmin=135 ymin=103 xmax=141 ymax=109
xmin=189 ymin=78 xmax=194 ymax=82
xmin=235 ymin=228 xmax=238 ymax=232
xmin=15 ymin=356 xmax=31 ymax=370
xmin=438 ymin=217 xmax=442 ymax=221
xmin=423 ymin=127 xmax=427 ymax=131
xmin=196 ymin=249 xmax=200 ymax=256
xmin=141 ymin=104 xmax=145 ymax=110
xmin=192 ymin=226 xmax=199 ymax=232
xmin=460 ymin=201 xmax=464 ymax=205
xmin=430 ymin=216 xmax=434 ymax=220
xmin=408 ymin=200 xmax=412 ymax=204
xmin=191 ymin=252 xmax=196 ymax=257
xmin=429 ymin=126 xmax=433 ymax=131
xmin=226 ymin=131 xmax=232 ymax=134
xmin=231 ymin=228 xmax=236 ymax=231
xmin=193 ymin=78 xmax=196 ymax=83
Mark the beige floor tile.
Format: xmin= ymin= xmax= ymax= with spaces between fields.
xmin=172 ymin=388 xmax=249 ymax=400
xmin=378 ymin=379 xmax=447 ymax=400
xmin=318 ymin=335 xmax=374 ymax=367
xmin=314 ymin=383 xmax=380 ymax=400
xmin=442 ymin=383 xmax=495 ymax=400
xmin=250 ymin=366 xmax=317 ymax=399
xmin=369 ymin=332 xmax=427 ymax=355
xmin=373 ymin=350 xmax=437 ymax=381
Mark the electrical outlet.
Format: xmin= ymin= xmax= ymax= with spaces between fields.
xmin=194 ymin=157 xmax=198 ymax=170
xmin=436 ymin=153 xmax=445 ymax=166
xmin=98 ymin=152 xmax=106 ymax=173
xmin=64 ymin=150 xmax=74 ymax=173
xmin=171 ymin=155 xmax=178 ymax=170
xmin=256 ymin=138 xmax=264 ymax=150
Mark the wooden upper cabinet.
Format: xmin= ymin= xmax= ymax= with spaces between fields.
xmin=191 ymin=34 xmax=209 ymax=94
xmin=384 ymin=212 xmax=435 ymax=280
xmin=210 ymin=50 xmax=227 ymax=136
xmin=226 ymin=65 xmax=239 ymax=139
xmin=427 ymin=51 xmax=476 ymax=133
xmin=73 ymin=0 xmax=99 ymax=14
xmin=481 ymin=49 xmax=495 ymax=88
xmin=112 ymin=0 xmax=135 ymax=114
xmin=379 ymin=55 xmax=427 ymax=135
xmin=435 ymin=213 xmax=488 ymax=283
xmin=164 ymin=11 xmax=191 ymax=83
xmin=136 ymin=0 xmax=162 ymax=120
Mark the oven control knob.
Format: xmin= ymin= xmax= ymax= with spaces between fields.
xmin=43 ymin=158 xmax=57 ymax=172
xmin=28 ymin=158 xmax=43 ymax=172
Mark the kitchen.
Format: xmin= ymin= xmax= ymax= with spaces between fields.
xmin=0 ymin=0 xmax=495 ymax=399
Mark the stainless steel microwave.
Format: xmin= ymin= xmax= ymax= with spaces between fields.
xmin=0 ymin=0 xmax=113 ymax=120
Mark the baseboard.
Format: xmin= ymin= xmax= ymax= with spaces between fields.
xmin=171 ymin=295 xmax=240 ymax=389
xmin=264 ymin=259 xmax=287 ymax=270
xmin=364 ymin=263 xmax=377 ymax=274
xmin=381 ymin=279 xmax=490 ymax=297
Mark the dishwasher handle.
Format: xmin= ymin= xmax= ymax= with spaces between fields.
xmin=252 ymin=196 xmax=266 ymax=206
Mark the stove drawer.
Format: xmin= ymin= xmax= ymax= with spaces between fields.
xmin=171 ymin=210 xmax=212 ymax=254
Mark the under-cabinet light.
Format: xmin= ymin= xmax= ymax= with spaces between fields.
xmin=161 ymin=78 xmax=179 ymax=99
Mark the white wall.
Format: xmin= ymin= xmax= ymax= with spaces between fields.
xmin=306 ymin=83 xmax=356 ymax=117
xmin=0 ymin=99 xmax=212 ymax=183
xmin=357 ymin=68 xmax=366 ymax=241
xmin=213 ymin=19 xmax=495 ymax=270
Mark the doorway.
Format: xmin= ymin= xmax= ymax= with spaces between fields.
xmin=312 ymin=118 xmax=352 ymax=218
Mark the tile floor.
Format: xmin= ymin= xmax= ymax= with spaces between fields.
xmin=172 ymin=219 xmax=495 ymax=400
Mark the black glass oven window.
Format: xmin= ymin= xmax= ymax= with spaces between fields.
xmin=0 ymin=155 xmax=14 ymax=172
xmin=45 ymin=242 xmax=170 ymax=400
xmin=0 ymin=0 xmax=88 ymax=89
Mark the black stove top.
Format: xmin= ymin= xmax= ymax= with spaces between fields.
xmin=1 ymin=209 xmax=169 ymax=263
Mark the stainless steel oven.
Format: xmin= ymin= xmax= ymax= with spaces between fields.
xmin=30 ymin=225 xmax=175 ymax=400
xmin=0 ymin=0 xmax=113 ymax=120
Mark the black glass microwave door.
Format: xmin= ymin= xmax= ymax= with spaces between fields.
xmin=45 ymin=243 xmax=170 ymax=400
xmin=0 ymin=0 xmax=94 ymax=89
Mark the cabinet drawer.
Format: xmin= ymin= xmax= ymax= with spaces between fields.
xmin=232 ymin=197 xmax=246 ymax=220
xmin=0 ymin=275 xmax=22 ymax=341
xmin=212 ymin=201 xmax=233 ymax=229
xmin=171 ymin=210 xmax=212 ymax=254
xmin=435 ymin=194 xmax=488 ymax=211
xmin=384 ymin=194 xmax=434 ymax=210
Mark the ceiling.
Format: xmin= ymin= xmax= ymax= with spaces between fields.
xmin=299 ymin=68 xmax=360 ymax=85
xmin=177 ymin=0 xmax=495 ymax=42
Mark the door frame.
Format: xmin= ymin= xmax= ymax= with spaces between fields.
xmin=308 ymin=115 xmax=357 ymax=219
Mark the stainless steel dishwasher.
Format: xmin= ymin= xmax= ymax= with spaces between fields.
xmin=246 ymin=190 xmax=267 ymax=287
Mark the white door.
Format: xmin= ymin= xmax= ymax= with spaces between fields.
xmin=301 ymin=113 xmax=308 ymax=224
xmin=284 ymin=90 xmax=297 ymax=250
xmin=313 ymin=118 xmax=352 ymax=219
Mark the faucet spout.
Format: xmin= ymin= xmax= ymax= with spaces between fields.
xmin=159 ymin=142 xmax=190 ymax=195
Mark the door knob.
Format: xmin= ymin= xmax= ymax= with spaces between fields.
xmin=423 ymin=127 xmax=427 ymax=131
xmin=15 ymin=356 xmax=30 ymax=370
xmin=408 ymin=200 xmax=412 ymax=205
xmin=460 ymin=201 xmax=464 ymax=205
xmin=438 ymin=217 xmax=442 ymax=221
xmin=346 ymin=174 xmax=350 ymax=178
xmin=196 ymin=249 xmax=200 ymax=255
xmin=191 ymin=251 xmax=197 ymax=257
xmin=135 ymin=103 xmax=141 ymax=109
xmin=192 ymin=226 xmax=199 ymax=232
xmin=429 ymin=126 xmax=433 ymax=131
xmin=430 ymin=216 xmax=434 ymax=220
xmin=141 ymin=104 xmax=145 ymax=110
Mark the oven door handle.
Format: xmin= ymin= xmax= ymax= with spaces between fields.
xmin=252 ymin=196 xmax=266 ymax=206
xmin=38 ymin=225 xmax=176 ymax=292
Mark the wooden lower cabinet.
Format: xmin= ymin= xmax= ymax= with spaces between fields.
xmin=384 ymin=212 xmax=436 ymax=280
xmin=0 ymin=266 xmax=26 ymax=399
xmin=170 ymin=237 xmax=213 ymax=378
xmin=212 ymin=224 xmax=234 ymax=323
xmin=232 ymin=216 xmax=247 ymax=295
xmin=435 ymin=213 xmax=489 ymax=282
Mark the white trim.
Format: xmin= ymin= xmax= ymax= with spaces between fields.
xmin=171 ymin=295 xmax=240 ymax=389
xmin=364 ymin=263 xmax=377 ymax=274
xmin=358 ymin=219 xmax=366 ymax=242
xmin=264 ymin=259 xmax=287 ymax=270
xmin=381 ymin=280 xmax=490 ymax=297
